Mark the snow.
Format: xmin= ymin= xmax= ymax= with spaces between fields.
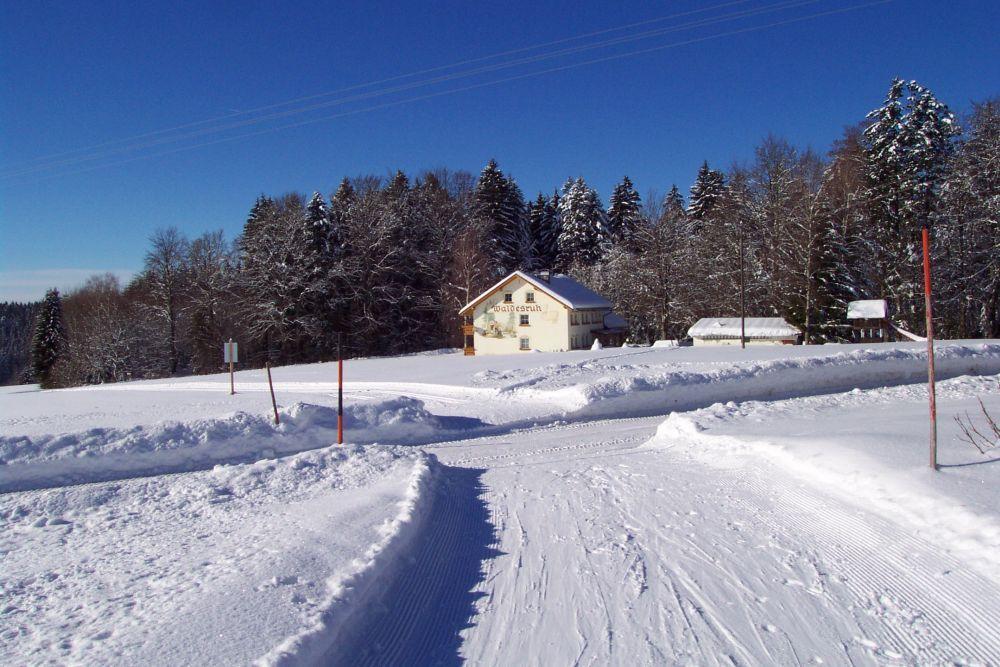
xmin=847 ymin=298 xmax=889 ymax=319
xmin=0 ymin=397 xmax=452 ymax=492
xmin=3 ymin=340 xmax=1000 ymax=663
xmin=688 ymin=316 xmax=801 ymax=339
xmin=0 ymin=444 xmax=434 ymax=666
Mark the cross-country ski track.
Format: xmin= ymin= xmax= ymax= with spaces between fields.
xmin=5 ymin=344 xmax=1000 ymax=665
xmin=322 ymin=413 xmax=1000 ymax=666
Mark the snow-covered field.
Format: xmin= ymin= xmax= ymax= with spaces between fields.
xmin=2 ymin=341 xmax=999 ymax=664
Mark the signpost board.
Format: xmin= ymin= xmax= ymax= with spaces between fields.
xmin=224 ymin=340 xmax=238 ymax=395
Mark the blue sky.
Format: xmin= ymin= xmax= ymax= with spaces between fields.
xmin=1 ymin=0 xmax=997 ymax=301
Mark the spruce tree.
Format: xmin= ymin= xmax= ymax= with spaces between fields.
xmin=31 ymin=288 xmax=65 ymax=388
xmin=663 ymin=184 xmax=685 ymax=217
xmin=556 ymin=177 xmax=609 ymax=268
xmin=386 ymin=169 xmax=410 ymax=199
xmin=863 ymin=78 xmax=959 ymax=330
xmin=474 ymin=159 xmax=526 ymax=274
xmin=607 ymin=176 xmax=642 ymax=248
xmin=688 ymin=161 xmax=726 ymax=220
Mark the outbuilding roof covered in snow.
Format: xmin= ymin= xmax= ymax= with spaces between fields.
xmin=847 ymin=299 xmax=888 ymax=320
xmin=687 ymin=317 xmax=801 ymax=340
xmin=459 ymin=271 xmax=611 ymax=314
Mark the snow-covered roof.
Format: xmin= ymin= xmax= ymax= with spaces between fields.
xmin=460 ymin=271 xmax=611 ymax=314
xmin=846 ymin=299 xmax=888 ymax=319
xmin=687 ymin=317 xmax=801 ymax=339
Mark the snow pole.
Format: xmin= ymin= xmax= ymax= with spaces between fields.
xmin=266 ymin=362 xmax=280 ymax=426
xmin=922 ymin=226 xmax=937 ymax=470
xmin=337 ymin=333 xmax=344 ymax=445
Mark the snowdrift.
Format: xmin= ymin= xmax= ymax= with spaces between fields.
xmin=0 ymin=397 xmax=447 ymax=492
xmin=517 ymin=343 xmax=1000 ymax=421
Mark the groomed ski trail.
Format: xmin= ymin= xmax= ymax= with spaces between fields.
xmin=333 ymin=415 xmax=1000 ymax=666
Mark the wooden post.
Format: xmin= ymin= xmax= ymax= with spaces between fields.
xmin=922 ymin=226 xmax=937 ymax=470
xmin=337 ymin=333 xmax=344 ymax=445
xmin=228 ymin=339 xmax=235 ymax=395
xmin=266 ymin=362 xmax=280 ymax=425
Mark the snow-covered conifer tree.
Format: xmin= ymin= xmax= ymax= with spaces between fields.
xmin=687 ymin=161 xmax=726 ymax=220
xmin=31 ymin=288 xmax=65 ymax=388
xmin=863 ymin=78 xmax=959 ymax=330
xmin=607 ymin=176 xmax=642 ymax=248
xmin=474 ymin=160 xmax=526 ymax=274
xmin=556 ymin=177 xmax=609 ymax=268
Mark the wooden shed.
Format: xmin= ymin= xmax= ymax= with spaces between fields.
xmin=846 ymin=299 xmax=889 ymax=343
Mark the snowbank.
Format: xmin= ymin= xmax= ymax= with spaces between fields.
xmin=0 ymin=397 xmax=446 ymax=492
xmin=519 ymin=343 xmax=1000 ymax=420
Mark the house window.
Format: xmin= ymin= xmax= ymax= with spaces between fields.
xmin=571 ymin=312 xmax=579 ymax=325
xmin=525 ymin=292 xmax=535 ymax=303
xmin=520 ymin=337 xmax=530 ymax=350
xmin=520 ymin=314 xmax=530 ymax=326
xmin=504 ymin=293 xmax=513 ymax=303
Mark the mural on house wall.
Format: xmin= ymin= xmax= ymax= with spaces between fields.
xmin=476 ymin=297 xmax=557 ymax=338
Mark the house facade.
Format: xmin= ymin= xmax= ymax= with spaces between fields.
xmin=459 ymin=272 xmax=627 ymax=355
xmin=687 ymin=317 xmax=801 ymax=346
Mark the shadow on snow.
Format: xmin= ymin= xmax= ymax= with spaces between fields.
xmin=326 ymin=465 xmax=501 ymax=666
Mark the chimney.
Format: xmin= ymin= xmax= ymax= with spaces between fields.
xmin=538 ymin=269 xmax=551 ymax=283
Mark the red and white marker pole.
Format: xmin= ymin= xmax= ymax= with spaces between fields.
xmin=922 ymin=226 xmax=937 ymax=470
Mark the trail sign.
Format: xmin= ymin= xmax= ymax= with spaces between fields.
xmin=224 ymin=340 xmax=238 ymax=395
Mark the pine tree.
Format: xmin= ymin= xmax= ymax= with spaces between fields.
xmin=31 ymin=288 xmax=65 ymax=388
xmin=607 ymin=176 xmax=642 ymax=248
xmin=688 ymin=161 xmax=726 ymax=220
xmin=556 ymin=177 xmax=609 ymax=268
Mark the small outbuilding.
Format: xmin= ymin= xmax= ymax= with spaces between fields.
xmin=687 ymin=317 xmax=801 ymax=346
xmin=459 ymin=271 xmax=627 ymax=355
xmin=846 ymin=299 xmax=889 ymax=343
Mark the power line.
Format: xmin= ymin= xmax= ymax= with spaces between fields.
xmin=1 ymin=0 xmax=819 ymax=179
xmin=3 ymin=0 xmax=756 ymax=170
xmin=12 ymin=0 xmax=893 ymax=184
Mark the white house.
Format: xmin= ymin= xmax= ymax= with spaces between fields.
xmin=687 ymin=317 xmax=801 ymax=346
xmin=459 ymin=271 xmax=627 ymax=355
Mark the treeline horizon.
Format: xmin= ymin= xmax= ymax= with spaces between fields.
xmin=11 ymin=78 xmax=1000 ymax=388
